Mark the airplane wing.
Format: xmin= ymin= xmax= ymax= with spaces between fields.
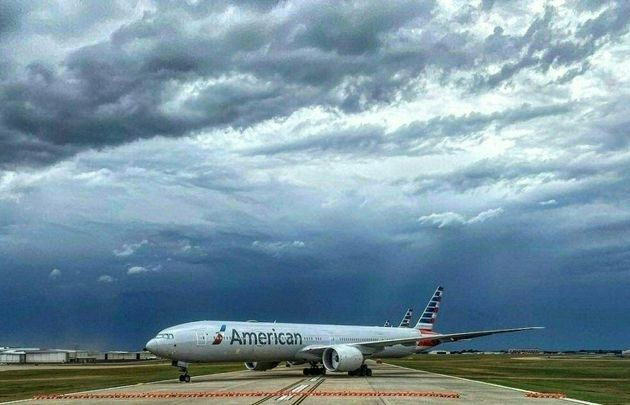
xmin=299 ymin=327 xmax=543 ymax=356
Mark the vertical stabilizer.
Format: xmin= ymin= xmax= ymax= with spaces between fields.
xmin=398 ymin=308 xmax=413 ymax=328
xmin=414 ymin=286 xmax=444 ymax=331
xmin=383 ymin=320 xmax=391 ymax=327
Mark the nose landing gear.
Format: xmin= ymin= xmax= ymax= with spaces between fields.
xmin=173 ymin=360 xmax=191 ymax=383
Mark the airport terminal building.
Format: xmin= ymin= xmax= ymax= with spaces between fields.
xmin=0 ymin=347 xmax=156 ymax=364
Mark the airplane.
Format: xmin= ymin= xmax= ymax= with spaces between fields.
xmin=398 ymin=308 xmax=413 ymax=328
xmin=375 ymin=286 xmax=456 ymax=358
xmin=145 ymin=286 xmax=542 ymax=382
xmin=383 ymin=308 xmax=412 ymax=327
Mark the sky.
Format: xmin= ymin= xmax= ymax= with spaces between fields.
xmin=0 ymin=0 xmax=629 ymax=351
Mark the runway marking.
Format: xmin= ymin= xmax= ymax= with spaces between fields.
xmin=277 ymin=383 xmax=309 ymax=401
xmin=32 ymin=390 xmax=460 ymax=400
xmin=250 ymin=377 xmax=309 ymax=405
xmin=292 ymin=377 xmax=326 ymax=405
xmin=1 ymin=370 xmax=250 ymax=404
xmin=527 ymin=392 xmax=567 ymax=399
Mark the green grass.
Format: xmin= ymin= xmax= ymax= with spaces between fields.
xmin=0 ymin=362 xmax=243 ymax=403
xmin=386 ymin=354 xmax=630 ymax=405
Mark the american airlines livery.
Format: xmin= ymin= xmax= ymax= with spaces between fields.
xmin=145 ymin=286 xmax=542 ymax=382
xmin=383 ymin=308 xmax=412 ymax=328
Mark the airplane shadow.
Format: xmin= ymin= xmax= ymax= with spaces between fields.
xmin=160 ymin=370 xmax=431 ymax=384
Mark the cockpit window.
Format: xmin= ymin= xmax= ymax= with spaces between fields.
xmin=155 ymin=333 xmax=174 ymax=339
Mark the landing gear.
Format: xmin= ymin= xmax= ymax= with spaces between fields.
xmin=303 ymin=367 xmax=326 ymax=376
xmin=348 ymin=364 xmax=372 ymax=377
xmin=173 ymin=360 xmax=191 ymax=383
xmin=303 ymin=362 xmax=326 ymax=376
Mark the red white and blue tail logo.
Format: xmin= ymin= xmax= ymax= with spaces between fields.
xmin=398 ymin=308 xmax=413 ymax=328
xmin=415 ymin=286 xmax=444 ymax=331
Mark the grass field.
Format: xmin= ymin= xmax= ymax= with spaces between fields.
xmin=386 ymin=354 xmax=630 ymax=405
xmin=2 ymin=356 xmax=628 ymax=404
xmin=0 ymin=361 xmax=243 ymax=403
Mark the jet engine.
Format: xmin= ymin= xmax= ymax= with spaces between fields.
xmin=322 ymin=345 xmax=363 ymax=372
xmin=244 ymin=361 xmax=279 ymax=371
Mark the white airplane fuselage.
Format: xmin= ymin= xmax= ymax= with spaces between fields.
xmin=146 ymin=320 xmax=434 ymax=363
xmin=145 ymin=287 xmax=540 ymax=380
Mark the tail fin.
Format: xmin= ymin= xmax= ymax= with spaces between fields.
xmin=398 ymin=308 xmax=413 ymax=328
xmin=414 ymin=286 xmax=444 ymax=331
xmin=383 ymin=320 xmax=391 ymax=327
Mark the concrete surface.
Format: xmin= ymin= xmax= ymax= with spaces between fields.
xmin=22 ymin=362 xmax=578 ymax=404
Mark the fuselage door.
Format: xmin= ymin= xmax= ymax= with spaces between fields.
xmin=196 ymin=330 xmax=208 ymax=346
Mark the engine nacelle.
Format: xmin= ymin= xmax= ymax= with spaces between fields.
xmin=244 ymin=361 xmax=279 ymax=371
xmin=322 ymin=345 xmax=364 ymax=372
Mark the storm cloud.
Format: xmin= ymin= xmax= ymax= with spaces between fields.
xmin=0 ymin=1 xmax=629 ymax=350
xmin=1 ymin=1 xmax=628 ymax=167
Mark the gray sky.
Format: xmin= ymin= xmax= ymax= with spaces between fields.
xmin=0 ymin=0 xmax=629 ymax=350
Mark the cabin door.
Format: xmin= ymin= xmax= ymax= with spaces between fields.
xmin=196 ymin=330 xmax=208 ymax=346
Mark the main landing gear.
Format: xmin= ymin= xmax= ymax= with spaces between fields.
xmin=348 ymin=364 xmax=372 ymax=377
xmin=303 ymin=362 xmax=326 ymax=376
xmin=179 ymin=374 xmax=191 ymax=383
xmin=173 ymin=360 xmax=191 ymax=383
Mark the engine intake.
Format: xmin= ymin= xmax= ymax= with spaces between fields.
xmin=322 ymin=345 xmax=363 ymax=372
xmin=244 ymin=361 xmax=279 ymax=371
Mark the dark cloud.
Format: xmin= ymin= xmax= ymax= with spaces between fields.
xmin=0 ymin=0 xmax=438 ymax=167
xmin=412 ymin=150 xmax=630 ymax=200
xmin=0 ymin=0 xmax=629 ymax=352
xmin=4 ymin=1 xmax=626 ymax=167
xmin=246 ymin=125 xmax=386 ymax=156
xmin=31 ymin=2 xmax=132 ymax=40
xmin=474 ymin=2 xmax=630 ymax=89
xmin=0 ymin=1 xmax=31 ymax=37
xmin=247 ymin=103 xmax=571 ymax=157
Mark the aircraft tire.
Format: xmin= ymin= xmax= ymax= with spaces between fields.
xmin=179 ymin=375 xmax=185 ymax=382
xmin=366 ymin=368 xmax=372 ymax=377
xmin=184 ymin=375 xmax=191 ymax=383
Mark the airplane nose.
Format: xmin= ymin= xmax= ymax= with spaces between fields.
xmin=145 ymin=338 xmax=158 ymax=354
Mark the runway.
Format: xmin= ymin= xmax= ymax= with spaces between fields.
xmin=25 ymin=362 xmax=578 ymax=404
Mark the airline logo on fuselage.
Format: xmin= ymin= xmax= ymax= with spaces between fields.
xmin=213 ymin=325 xmax=226 ymax=345
xmin=230 ymin=328 xmax=303 ymax=346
